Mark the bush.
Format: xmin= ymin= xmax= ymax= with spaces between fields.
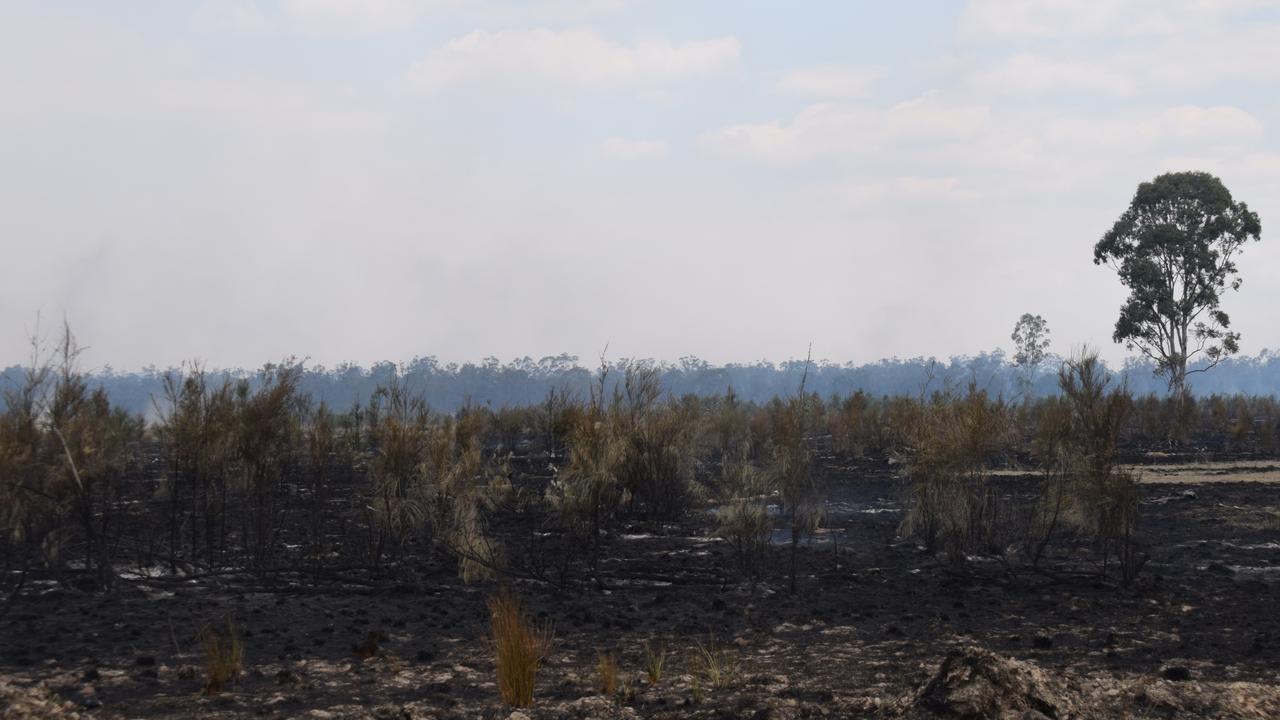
xmin=366 ymin=379 xmax=433 ymax=568
xmin=714 ymin=453 xmax=772 ymax=577
xmin=899 ymin=386 xmax=1015 ymax=562
xmin=546 ymin=360 xmax=623 ymax=582
xmin=612 ymin=362 xmax=701 ymax=520
xmin=709 ymin=388 xmax=751 ymax=460
xmin=827 ymin=390 xmax=876 ymax=457
xmin=0 ymin=351 xmax=49 ymax=602
xmin=233 ymin=362 xmax=305 ymax=573
xmin=0 ymin=325 xmax=142 ymax=590
xmin=156 ymin=365 xmax=237 ymax=570
xmin=768 ymin=397 xmax=822 ymax=592
xmin=1056 ymin=352 xmax=1143 ymax=583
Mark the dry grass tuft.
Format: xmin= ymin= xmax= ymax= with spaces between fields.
xmin=642 ymin=640 xmax=667 ymax=685
xmin=199 ymin=619 xmax=243 ymax=694
xmin=691 ymin=634 xmax=738 ymax=690
xmin=488 ymin=587 xmax=554 ymax=707
xmin=596 ymin=650 xmax=619 ymax=696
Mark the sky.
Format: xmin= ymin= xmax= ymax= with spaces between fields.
xmin=2 ymin=0 xmax=1279 ymax=372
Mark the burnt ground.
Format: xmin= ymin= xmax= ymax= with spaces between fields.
xmin=3 ymin=456 xmax=1280 ymax=719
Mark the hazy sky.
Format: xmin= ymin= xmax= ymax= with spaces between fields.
xmin=3 ymin=0 xmax=1279 ymax=371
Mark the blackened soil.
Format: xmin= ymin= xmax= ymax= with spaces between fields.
xmin=3 ymin=456 xmax=1279 ymax=719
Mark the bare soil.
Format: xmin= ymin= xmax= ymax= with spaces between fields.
xmin=3 ymin=456 xmax=1279 ymax=719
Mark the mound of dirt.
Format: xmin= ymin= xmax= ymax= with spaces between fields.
xmin=916 ymin=645 xmax=1067 ymax=719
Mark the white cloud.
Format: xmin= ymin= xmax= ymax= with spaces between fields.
xmin=777 ymin=65 xmax=883 ymax=98
xmin=406 ymin=28 xmax=740 ymax=95
xmin=700 ymin=94 xmax=990 ymax=166
xmin=959 ymin=0 xmax=1280 ymax=39
xmin=960 ymin=0 xmax=1280 ymax=98
xmin=281 ymin=0 xmax=465 ymax=33
xmin=972 ymin=28 xmax=1280 ymax=96
xmin=699 ymin=96 xmax=1265 ymax=217
xmin=836 ymin=176 xmax=968 ymax=207
xmin=701 ymin=119 xmax=801 ymax=165
xmin=275 ymin=0 xmax=628 ymax=33
xmin=884 ymin=93 xmax=991 ymax=142
xmin=599 ymin=137 xmax=667 ymax=159
xmin=193 ymin=0 xmax=271 ymax=32
xmin=1029 ymin=106 xmax=1263 ymax=168
xmin=1158 ymin=105 xmax=1264 ymax=142
xmin=971 ymin=53 xmax=1132 ymax=95
xmin=478 ymin=0 xmax=629 ymax=22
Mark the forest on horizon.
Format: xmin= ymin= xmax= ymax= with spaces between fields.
xmin=9 ymin=348 xmax=1280 ymax=419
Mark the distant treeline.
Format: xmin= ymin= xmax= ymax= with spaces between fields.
xmin=5 ymin=350 xmax=1280 ymax=419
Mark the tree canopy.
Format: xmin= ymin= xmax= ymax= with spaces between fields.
xmin=1011 ymin=313 xmax=1051 ymax=370
xmin=1094 ymin=171 xmax=1261 ymax=393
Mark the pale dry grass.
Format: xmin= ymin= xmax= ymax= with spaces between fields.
xmin=1225 ymin=506 xmax=1280 ymax=532
xmin=1129 ymin=460 xmax=1280 ymax=485
xmin=488 ymin=587 xmax=554 ymax=708
xmin=991 ymin=460 xmax=1280 ymax=484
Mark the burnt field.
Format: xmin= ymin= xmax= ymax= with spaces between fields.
xmin=5 ymin=353 xmax=1280 ymax=718
xmin=3 ymin=452 xmax=1279 ymax=719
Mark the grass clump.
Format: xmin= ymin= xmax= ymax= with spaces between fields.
xmin=488 ymin=587 xmax=554 ymax=708
xmin=596 ymin=650 xmax=619 ymax=696
xmin=690 ymin=634 xmax=738 ymax=690
xmin=642 ymin=640 xmax=667 ymax=685
xmin=199 ymin=619 xmax=243 ymax=694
